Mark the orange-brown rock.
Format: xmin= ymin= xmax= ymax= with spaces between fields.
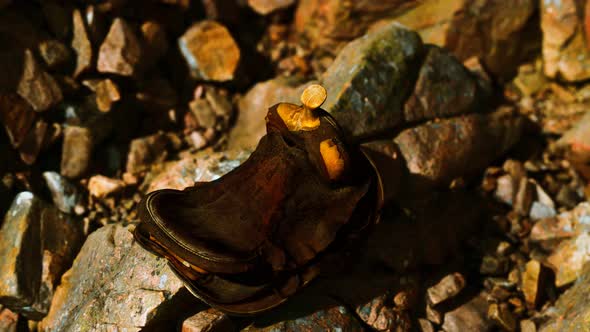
xmin=17 ymin=50 xmax=63 ymax=112
xmin=247 ymin=0 xmax=295 ymax=15
xmin=178 ymin=20 xmax=240 ymax=81
xmin=97 ymin=18 xmax=142 ymax=76
xmin=82 ymin=79 xmax=121 ymax=112
xmin=60 ymin=126 xmax=93 ymax=179
xmin=88 ymin=175 xmax=125 ymax=198
xmin=38 ymin=40 xmax=71 ymax=70
xmin=0 ymin=94 xmax=36 ymax=149
xmin=181 ymin=309 xmax=235 ymax=332
xmin=71 ymin=9 xmax=93 ymax=77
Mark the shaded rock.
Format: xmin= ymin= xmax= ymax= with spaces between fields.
xmin=135 ymin=78 xmax=178 ymax=113
xmin=0 ymin=192 xmax=84 ymax=320
xmin=200 ymin=0 xmax=241 ymax=23
xmin=82 ymin=79 xmax=121 ymax=112
xmin=17 ymin=50 xmax=63 ymax=112
xmin=521 ymin=260 xmax=549 ymax=309
xmin=403 ymin=45 xmax=483 ymax=124
xmin=97 ymin=18 xmax=142 ymax=76
xmin=244 ymin=304 xmax=364 ymax=331
xmin=228 ymin=78 xmax=302 ymax=150
xmin=18 ymin=119 xmax=48 ymax=165
xmin=71 ymin=9 xmax=92 ymax=77
xmin=0 ymin=306 xmax=17 ymax=332
xmin=514 ymin=178 xmax=535 ymax=216
xmin=188 ymin=85 xmax=233 ymax=133
xmin=178 ymin=20 xmax=240 ymax=81
xmin=38 ymin=40 xmax=71 ymax=70
xmin=426 ymin=273 xmax=465 ymax=306
xmin=60 ymin=126 xmax=93 ymax=179
xmin=39 ymin=223 xmax=184 ymax=331
xmin=43 ymin=172 xmax=83 ymax=215
xmin=541 ymin=0 xmax=590 ymax=82
xmin=356 ymin=294 xmax=411 ymax=331
xmin=320 ymin=22 xmax=423 ymax=139
xmin=88 ymin=175 xmax=124 ymax=198
xmin=295 ymin=0 xmax=537 ymax=80
xmin=126 ymin=132 xmax=171 ymax=174
xmin=145 ymin=149 xmax=250 ymax=192
xmin=539 ymin=262 xmax=590 ymax=331
xmin=0 ymin=94 xmax=36 ymax=149
xmin=41 ymin=2 xmax=71 ymax=40
xmin=140 ymin=21 xmax=168 ymax=70
xmin=394 ymin=107 xmax=523 ymax=185
xmin=248 ymin=0 xmax=295 ymax=15
xmin=442 ymin=292 xmax=493 ymax=332
xmin=181 ymin=309 xmax=234 ymax=332
xmin=487 ymin=303 xmax=516 ymax=332
xmin=418 ymin=318 xmax=434 ymax=332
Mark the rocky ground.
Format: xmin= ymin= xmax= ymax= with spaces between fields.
xmin=0 ymin=0 xmax=590 ymax=331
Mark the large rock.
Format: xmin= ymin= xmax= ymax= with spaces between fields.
xmin=320 ymin=22 xmax=423 ymax=139
xmin=295 ymin=0 xmax=538 ymax=80
xmin=39 ymin=223 xmax=185 ymax=331
xmin=0 ymin=192 xmax=84 ymax=320
xmin=539 ymin=262 xmax=590 ymax=331
xmin=541 ymin=0 xmax=590 ymax=82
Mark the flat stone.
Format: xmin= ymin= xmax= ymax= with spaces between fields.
xmin=394 ymin=108 xmax=523 ymax=185
xmin=43 ymin=172 xmax=83 ymax=215
xmin=38 ymin=40 xmax=71 ymax=70
xmin=247 ymin=0 xmax=295 ymax=15
xmin=17 ymin=49 xmax=63 ymax=112
xmin=320 ymin=22 xmax=423 ymax=139
xmin=181 ymin=309 xmax=234 ymax=332
xmin=82 ymin=79 xmax=121 ymax=113
xmin=426 ymin=273 xmax=465 ymax=306
xmin=60 ymin=126 xmax=93 ymax=179
xmin=145 ymin=149 xmax=250 ymax=192
xmin=0 ymin=192 xmax=84 ymax=320
xmin=88 ymin=175 xmax=125 ymax=198
xmin=227 ymin=77 xmax=302 ymax=150
xmin=442 ymin=292 xmax=493 ymax=332
xmin=71 ymin=9 xmax=93 ymax=77
xmin=39 ymin=223 xmax=184 ymax=331
xmin=97 ymin=18 xmax=142 ymax=76
xmin=178 ymin=20 xmax=240 ymax=81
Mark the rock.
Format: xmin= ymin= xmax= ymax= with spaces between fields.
xmin=228 ymin=78 xmax=302 ymax=150
xmin=513 ymin=62 xmax=547 ymax=96
xmin=244 ymin=305 xmax=363 ymax=331
xmin=541 ymin=0 xmax=590 ymax=82
xmin=181 ymin=309 xmax=234 ymax=332
xmin=521 ymin=260 xmax=549 ymax=310
xmin=0 ymin=192 xmax=84 ymax=319
xmin=0 ymin=94 xmax=36 ymax=149
xmin=145 ymin=149 xmax=250 ymax=192
xmin=487 ymin=303 xmax=516 ymax=332
xmin=295 ymin=0 xmax=537 ymax=80
xmin=135 ymin=78 xmax=178 ymax=113
xmin=71 ymin=9 xmax=92 ymax=77
xmin=530 ymin=202 xmax=590 ymax=243
xmin=126 ymin=133 xmax=171 ymax=174
xmin=17 ymin=49 xmax=63 ymax=112
xmin=200 ymin=0 xmax=241 ymax=23
xmin=82 ymin=79 xmax=121 ymax=113
xmin=425 ymin=304 xmax=442 ymax=325
xmin=418 ymin=318 xmax=434 ymax=332
xmin=355 ymin=294 xmax=411 ymax=331
xmin=394 ymin=108 xmax=523 ymax=185
xmin=495 ymin=174 xmax=517 ymax=206
xmin=178 ymin=20 xmax=240 ymax=81
xmin=520 ymin=320 xmax=536 ymax=332
xmin=546 ymin=231 xmax=590 ymax=287
xmin=188 ymin=86 xmax=233 ymax=133
xmin=538 ymin=262 xmax=590 ymax=331
xmin=17 ymin=119 xmax=48 ymax=165
xmin=248 ymin=0 xmax=295 ymax=15
xmin=39 ymin=223 xmax=185 ymax=331
xmin=320 ymin=22 xmax=423 ymax=139
xmin=60 ymin=126 xmax=93 ymax=179
xmin=442 ymin=292 xmax=493 ymax=332
xmin=403 ymin=45 xmax=483 ymax=124
xmin=0 ymin=306 xmax=17 ymax=332
xmin=529 ymin=202 xmax=556 ymax=221
xmin=426 ymin=273 xmax=465 ymax=306
xmin=43 ymin=172 xmax=83 ymax=215
xmin=97 ymin=18 xmax=142 ymax=76
xmin=38 ymin=40 xmax=71 ymax=70
xmin=557 ymin=111 xmax=590 ymax=179
xmin=88 ymin=175 xmax=125 ymax=198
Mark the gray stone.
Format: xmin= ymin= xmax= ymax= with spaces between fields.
xmin=39 ymin=223 xmax=184 ymax=331
xmin=43 ymin=172 xmax=83 ymax=215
